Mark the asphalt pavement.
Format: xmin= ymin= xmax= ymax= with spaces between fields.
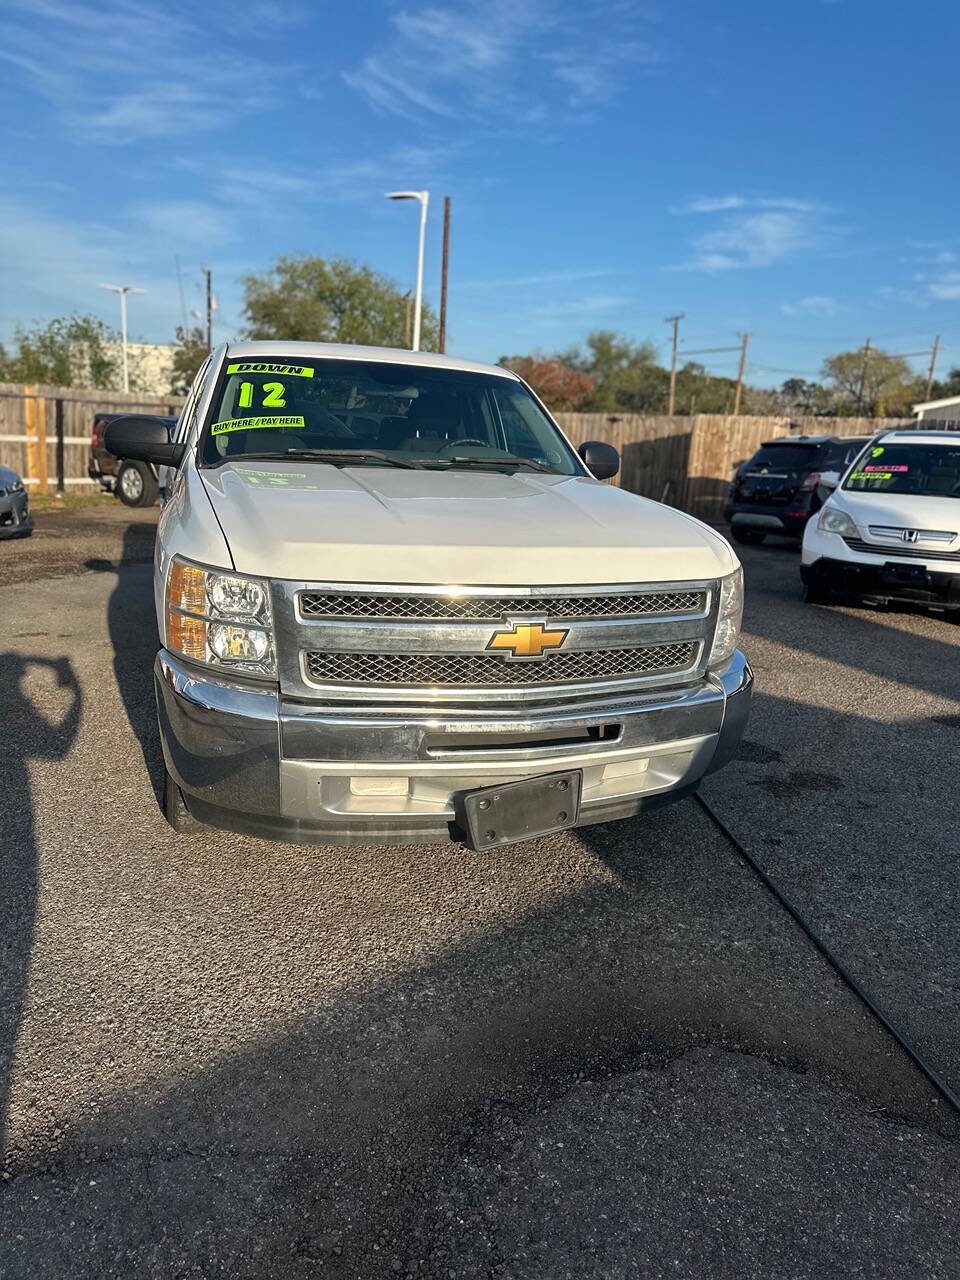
xmin=1 ymin=519 xmax=959 ymax=1278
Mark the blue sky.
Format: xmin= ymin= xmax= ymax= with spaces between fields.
xmin=1 ymin=0 xmax=958 ymax=387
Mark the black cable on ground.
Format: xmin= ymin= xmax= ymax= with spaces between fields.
xmin=695 ymin=791 xmax=960 ymax=1119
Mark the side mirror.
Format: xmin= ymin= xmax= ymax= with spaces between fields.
xmin=578 ymin=440 xmax=620 ymax=480
xmin=104 ymin=415 xmax=185 ymax=467
xmin=818 ymin=470 xmax=840 ymax=492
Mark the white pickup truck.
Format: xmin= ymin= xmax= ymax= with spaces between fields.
xmin=105 ymin=342 xmax=751 ymax=850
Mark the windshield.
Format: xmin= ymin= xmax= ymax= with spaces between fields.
xmin=843 ymin=441 xmax=960 ymax=499
xmin=198 ymin=357 xmax=581 ymax=474
xmin=746 ymin=444 xmax=821 ymax=471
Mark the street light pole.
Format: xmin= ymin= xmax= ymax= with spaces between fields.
xmin=99 ymin=282 xmax=145 ymax=393
xmin=386 ymin=190 xmax=429 ymax=351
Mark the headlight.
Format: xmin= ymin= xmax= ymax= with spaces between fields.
xmin=709 ymin=566 xmax=744 ymax=668
xmin=166 ymin=557 xmax=276 ymax=677
xmin=817 ymin=505 xmax=858 ymax=537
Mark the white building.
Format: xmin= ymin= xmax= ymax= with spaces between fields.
xmin=912 ymin=394 xmax=960 ymax=422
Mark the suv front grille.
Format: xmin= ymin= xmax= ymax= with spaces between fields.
xmin=304 ymin=642 xmax=699 ymax=689
xmin=842 ymin=536 xmax=960 ymax=562
xmin=298 ymin=590 xmax=705 ymax=621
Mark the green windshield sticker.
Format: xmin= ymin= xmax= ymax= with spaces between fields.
xmin=871 ymin=446 xmax=884 ymax=457
xmin=211 ymin=415 xmax=306 ymax=436
xmin=226 ymin=362 xmax=314 ymax=377
xmin=850 ymin=470 xmax=891 ymax=480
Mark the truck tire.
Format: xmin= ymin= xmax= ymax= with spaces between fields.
xmin=731 ymin=527 xmax=765 ymax=545
xmin=117 ymin=460 xmax=158 ymax=507
xmin=163 ymin=769 xmax=202 ymax=833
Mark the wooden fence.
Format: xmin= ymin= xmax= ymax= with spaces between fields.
xmin=557 ymin=412 xmax=911 ymax=522
xmin=0 ymin=383 xmax=184 ymax=493
xmin=0 ymin=381 xmax=910 ymax=519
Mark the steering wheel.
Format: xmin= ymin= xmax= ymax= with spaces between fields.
xmin=439 ymin=438 xmax=489 ymax=452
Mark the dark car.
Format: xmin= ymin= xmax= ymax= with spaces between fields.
xmin=89 ymin=412 xmax=176 ymax=507
xmin=0 ymin=464 xmax=32 ymax=538
xmin=723 ymin=434 xmax=870 ymax=545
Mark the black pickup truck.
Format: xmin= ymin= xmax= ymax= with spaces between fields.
xmin=89 ymin=412 xmax=176 ymax=506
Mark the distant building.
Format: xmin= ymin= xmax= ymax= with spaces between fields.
xmin=67 ymin=339 xmax=176 ymax=394
xmin=113 ymin=342 xmax=176 ymax=395
xmin=912 ymin=394 xmax=960 ymax=422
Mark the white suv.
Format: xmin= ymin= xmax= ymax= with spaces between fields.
xmin=801 ymin=428 xmax=960 ymax=611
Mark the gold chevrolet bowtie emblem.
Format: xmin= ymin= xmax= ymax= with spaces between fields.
xmin=487 ymin=621 xmax=569 ymax=660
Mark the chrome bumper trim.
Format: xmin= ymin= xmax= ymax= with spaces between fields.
xmin=155 ymin=649 xmax=752 ymax=842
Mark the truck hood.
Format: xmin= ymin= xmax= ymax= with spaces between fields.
xmin=199 ymin=461 xmax=737 ymax=586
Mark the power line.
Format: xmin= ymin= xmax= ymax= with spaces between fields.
xmin=680 ymin=345 xmax=741 ymax=355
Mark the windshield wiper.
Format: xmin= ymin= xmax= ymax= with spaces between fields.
xmin=214 ymin=448 xmax=423 ymax=470
xmin=284 ymin=448 xmax=425 ymax=469
xmin=430 ymin=453 xmax=555 ymax=473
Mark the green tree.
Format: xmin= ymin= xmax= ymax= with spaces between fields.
xmin=560 ymin=330 xmax=665 ymax=412
xmin=0 ymin=314 xmax=118 ymax=388
xmin=170 ymin=325 xmax=210 ymax=393
xmin=242 ymin=255 xmax=440 ymax=350
xmin=674 ymin=362 xmax=737 ymax=414
xmin=929 ymin=366 xmax=960 ymax=401
xmin=821 ymin=346 xmax=924 ymax=416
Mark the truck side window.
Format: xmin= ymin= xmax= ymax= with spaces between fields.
xmin=175 ymin=357 xmax=212 ymax=448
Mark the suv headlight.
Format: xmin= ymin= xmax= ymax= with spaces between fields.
xmin=709 ymin=567 xmax=744 ymax=669
xmin=817 ymin=505 xmax=857 ymax=537
xmin=166 ymin=556 xmax=276 ymax=677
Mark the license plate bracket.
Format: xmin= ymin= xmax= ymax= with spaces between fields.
xmin=456 ymin=771 xmax=583 ymax=851
xmin=882 ymin=562 xmax=930 ymax=587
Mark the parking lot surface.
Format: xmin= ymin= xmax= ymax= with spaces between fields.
xmin=1 ymin=520 xmax=959 ymax=1277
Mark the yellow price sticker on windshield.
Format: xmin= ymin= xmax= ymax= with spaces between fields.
xmin=211 ymin=415 xmax=306 ymax=436
xmin=226 ymin=362 xmax=314 ymax=377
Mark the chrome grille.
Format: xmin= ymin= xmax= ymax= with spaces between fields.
xmin=298 ymin=590 xmax=705 ymax=621
xmin=867 ymin=525 xmax=956 ymax=543
xmin=304 ymin=642 xmax=699 ymax=688
xmin=842 ymin=536 xmax=960 ymax=562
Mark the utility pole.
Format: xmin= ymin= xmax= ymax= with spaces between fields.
xmin=733 ymin=332 xmax=751 ymax=415
xmin=404 ymin=293 xmax=412 ymax=348
xmin=202 ymin=266 xmax=213 ymax=351
xmin=925 ymin=334 xmax=941 ymax=401
xmin=439 ymin=195 xmax=451 ymax=354
xmin=854 ymin=338 xmax=871 ymax=417
xmin=665 ymin=314 xmax=683 ymax=415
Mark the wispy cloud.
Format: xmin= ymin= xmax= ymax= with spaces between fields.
xmin=673 ymin=194 xmax=826 ymax=216
xmin=459 ymin=267 xmax=619 ymax=290
xmin=924 ymin=271 xmax=960 ymax=301
xmin=780 ymin=295 xmax=850 ymax=318
xmin=670 ymin=195 xmax=836 ymax=272
xmin=532 ymin=293 xmax=630 ymax=320
xmin=0 ymin=0 xmax=284 ymax=141
xmin=882 ymin=241 xmax=960 ymax=305
xmin=343 ymin=1 xmax=661 ymax=123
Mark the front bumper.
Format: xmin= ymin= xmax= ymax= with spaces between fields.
xmin=801 ymin=523 xmax=960 ymax=607
xmin=724 ymin=502 xmax=811 ymax=535
xmin=0 ymin=492 xmax=32 ymax=538
xmin=155 ymin=649 xmax=753 ymax=846
xmin=801 ymin=555 xmax=960 ymax=608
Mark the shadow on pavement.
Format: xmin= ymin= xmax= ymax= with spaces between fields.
xmin=0 ymin=653 xmax=80 ymax=1151
xmin=87 ymin=524 xmax=164 ymax=806
xmin=1 ymin=790 xmax=954 ymax=1276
